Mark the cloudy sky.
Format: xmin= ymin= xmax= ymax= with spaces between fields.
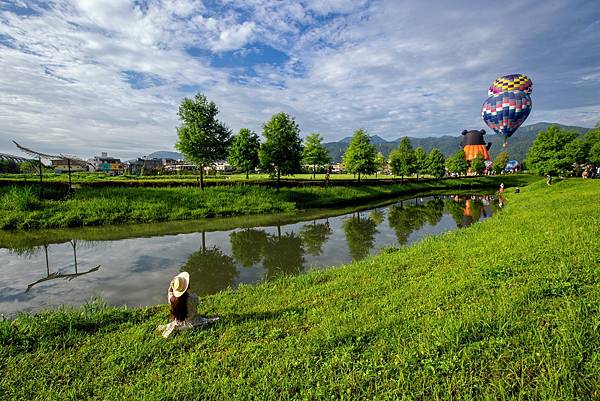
xmin=1 ymin=0 xmax=599 ymax=159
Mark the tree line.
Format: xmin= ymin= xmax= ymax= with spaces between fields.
xmin=175 ymin=93 xmax=600 ymax=189
xmin=175 ymin=93 xmax=455 ymax=189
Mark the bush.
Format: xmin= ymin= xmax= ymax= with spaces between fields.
xmin=0 ymin=187 xmax=42 ymax=211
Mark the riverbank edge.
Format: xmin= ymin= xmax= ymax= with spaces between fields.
xmin=1 ymin=178 xmax=598 ymax=399
xmin=0 ymin=174 xmax=536 ymax=233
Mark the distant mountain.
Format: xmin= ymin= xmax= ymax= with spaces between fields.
xmin=147 ymin=151 xmax=183 ymax=160
xmin=324 ymin=123 xmax=590 ymax=162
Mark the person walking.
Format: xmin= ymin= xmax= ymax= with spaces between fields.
xmin=546 ymin=174 xmax=552 ymax=186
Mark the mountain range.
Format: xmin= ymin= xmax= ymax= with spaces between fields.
xmin=148 ymin=122 xmax=590 ymax=164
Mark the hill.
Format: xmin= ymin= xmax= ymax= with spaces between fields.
xmin=146 ymin=151 xmax=183 ymax=160
xmin=324 ymin=123 xmax=590 ymax=162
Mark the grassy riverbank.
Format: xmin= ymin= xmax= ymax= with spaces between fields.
xmin=0 ymin=175 xmax=535 ymax=230
xmin=1 ymin=178 xmax=598 ymax=399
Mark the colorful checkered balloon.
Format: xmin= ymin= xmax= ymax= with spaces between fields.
xmin=481 ymin=90 xmax=532 ymax=139
xmin=488 ymin=74 xmax=532 ymax=96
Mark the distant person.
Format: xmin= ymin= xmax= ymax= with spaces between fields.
xmin=546 ymin=174 xmax=552 ymax=186
xmin=499 ymin=182 xmax=505 ymax=193
xmin=158 ymin=272 xmax=218 ymax=338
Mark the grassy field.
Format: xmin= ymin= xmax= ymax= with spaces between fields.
xmin=0 ymin=175 xmax=536 ymax=230
xmin=1 ymin=178 xmax=598 ymax=400
xmin=1 ymin=172 xmax=409 ymax=183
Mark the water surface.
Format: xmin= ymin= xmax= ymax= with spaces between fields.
xmin=0 ymin=194 xmax=498 ymax=316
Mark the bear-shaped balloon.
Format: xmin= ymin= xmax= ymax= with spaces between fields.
xmin=460 ymin=129 xmax=492 ymax=161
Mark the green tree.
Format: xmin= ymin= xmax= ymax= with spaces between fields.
xmin=175 ymin=93 xmax=232 ymax=190
xmin=374 ymin=152 xmax=385 ymax=177
xmin=470 ymin=153 xmax=486 ymax=175
xmin=413 ymin=147 xmax=428 ymax=180
xmin=302 ymin=133 xmax=331 ymax=179
xmin=446 ymin=150 xmax=468 ymax=176
xmin=342 ymin=129 xmax=376 ymax=182
xmin=389 ymin=137 xmax=415 ymax=181
xmin=589 ymin=142 xmax=600 ymax=166
xmin=0 ymin=159 xmax=20 ymax=173
xmin=259 ymin=112 xmax=303 ymax=189
xmin=492 ymin=151 xmax=510 ymax=174
xmin=427 ymin=148 xmax=446 ymax=179
xmin=582 ymin=124 xmax=600 ymax=159
xmin=525 ymin=125 xmax=580 ymax=175
xmin=228 ymin=128 xmax=261 ymax=179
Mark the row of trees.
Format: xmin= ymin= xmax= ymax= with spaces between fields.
xmin=175 ymin=93 xmax=468 ymax=189
xmin=525 ymin=124 xmax=600 ymax=175
xmin=179 ymin=93 xmax=600 ymax=188
xmin=176 ymin=93 xmax=330 ymax=189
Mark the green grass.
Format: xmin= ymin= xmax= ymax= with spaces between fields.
xmin=0 ymin=175 xmax=537 ymax=230
xmin=1 ymin=178 xmax=598 ymax=400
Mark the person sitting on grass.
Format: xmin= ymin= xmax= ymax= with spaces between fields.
xmin=158 ymin=271 xmax=219 ymax=338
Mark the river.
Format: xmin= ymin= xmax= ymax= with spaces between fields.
xmin=0 ymin=193 xmax=498 ymax=316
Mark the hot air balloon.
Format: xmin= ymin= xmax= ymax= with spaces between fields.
xmin=488 ymin=74 xmax=532 ymax=96
xmin=461 ymin=129 xmax=491 ymax=161
xmin=481 ymin=90 xmax=532 ymax=146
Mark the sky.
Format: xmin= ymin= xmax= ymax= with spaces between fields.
xmin=0 ymin=0 xmax=599 ymax=159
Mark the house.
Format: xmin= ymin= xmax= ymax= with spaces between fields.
xmin=90 ymin=152 xmax=125 ymax=174
xmin=51 ymin=159 xmax=88 ymax=173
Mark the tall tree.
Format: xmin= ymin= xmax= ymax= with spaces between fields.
xmin=589 ymin=142 xmax=600 ymax=166
xmin=492 ymin=151 xmax=510 ymax=174
xmin=446 ymin=150 xmax=468 ymax=177
xmin=582 ymin=123 xmax=600 ymax=159
xmin=302 ymin=133 xmax=331 ymax=179
xmin=259 ymin=112 xmax=303 ymax=189
xmin=342 ymin=129 xmax=376 ymax=182
xmin=228 ymin=128 xmax=260 ymax=179
xmin=389 ymin=137 xmax=416 ymax=181
xmin=175 ymin=93 xmax=232 ymax=190
xmin=374 ymin=152 xmax=385 ymax=177
xmin=427 ymin=148 xmax=446 ymax=179
xmin=470 ymin=153 xmax=486 ymax=175
xmin=525 ymin=125 xmax=580 ymax=175
xmin=413 ymin=147 xmax=428 ymax=180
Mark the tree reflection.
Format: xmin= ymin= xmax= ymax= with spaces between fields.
xmin=262 ymin=228 xmax=305 ymax=279
xmin=299 ymin=221 xmax=332 ymax=256
xmin=424 ymin=198 xmax=444 ymax=226
xmin=230 ymin=229 xmax=269 ymax=267
xmin=183 ymin=239 xmax=238 ymax=296
xmin=387 ymin=202 xmax=427 ymax=245
xmin=343 ymin=212 xmax=378 ymax=261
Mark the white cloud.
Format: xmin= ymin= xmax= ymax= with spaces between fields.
xmin=0 ymin=0 xmax=598 ymax=159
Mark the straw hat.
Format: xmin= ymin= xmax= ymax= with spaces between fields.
xmin=170 ymin=272 xmax=190 ymax=298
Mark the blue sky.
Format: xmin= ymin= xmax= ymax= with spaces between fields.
xmin=0 ymin=0 xmax=599 ymax=158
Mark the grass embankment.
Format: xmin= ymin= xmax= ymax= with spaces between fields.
xmin=1 ymin=178 xmax=599 ymax=400
xmin=0 ymin=175 xmax=535 ymax=230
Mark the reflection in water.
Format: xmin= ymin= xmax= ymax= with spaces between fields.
xmin=1 ymin=194 xmax=498 ymax=315
xmin=343 ymin=212 xmax=378 ymax=261
xmin=299 ymin=221 xmax=332 ymax=256
xmin=26 ymin=240 xmax=101 ymax=292
xmin=230 ymin=229 xmax=268 ymax=267
xmin=262 ymin=228 xmax=304 ymax=279
xmin=182 ymin=235 xmax=237 ymax=296
xmin=445 ymin=195 xmax=497 ymax=228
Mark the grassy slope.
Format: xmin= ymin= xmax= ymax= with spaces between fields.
xmin=0 ymin=175 xmax=536 ymax=230
xmin=1 ymin=178 xmax=599 ymax=400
